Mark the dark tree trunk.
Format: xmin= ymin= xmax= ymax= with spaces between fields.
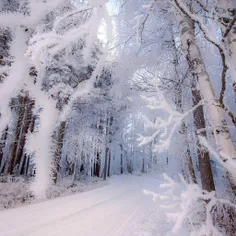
xmin=25 ymin=156 xmax=30 ymax=176
xmin=71 ymin=162 xmax=75 ymax=176
xmin=103 ymin=115 xmax=110 ymax=181
xmin=7 ymin=96 xmax=27 ymax=174
xmin=94 ymin=151 xmax=100 ymax=177
xmin=20 ymin=154 xmax=27 ymax=175
xmin=15 ymin=98 xmax=34 ymax=174
xmin=103 ymin=113 xmax=113 ymax=180
xmin=141 ymin=158 xmax=145 ymax=173
xmin=0 ymin=126 xmax=8 ymax=173
xmin=7 ymin=96 xmax=34 ymax=175
xmin=192 ymin=80 xmax=215 ymax=192
xmin=108 ymin=151 xmax=111 ymax=177
xmin=120 ymin=144 xmax=123 ymax=174
xmin=94 ymin=119 xmax=103 ymax=177
xmin=103 ymin=147 xmax=109 ymax=180
xmin=53 ymin=121 xmax=66 ymax=184
xmin=120 ymin=153 xmax=123 ymax=174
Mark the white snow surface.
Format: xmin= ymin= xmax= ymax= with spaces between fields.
xmin=0 ymin=175 xmax=166 ymax=236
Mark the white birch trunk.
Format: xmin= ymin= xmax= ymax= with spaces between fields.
xmin=175 ymin=10 xmax=236 ymax=187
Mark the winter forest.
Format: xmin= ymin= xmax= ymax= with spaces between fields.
xmin=1 ymin=0 xmax=236 ymax=235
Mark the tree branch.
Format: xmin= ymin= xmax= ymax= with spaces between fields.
xmin=223 ymin=16 xmax=236 ymax=38
xmin=174 ymin=0 xmax=236 ymax=126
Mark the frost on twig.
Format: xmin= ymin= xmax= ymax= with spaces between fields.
xmin=138 ymin=90 xmax=203 ymax=152
xmin=138 ymin=92 xmax=182 ymax=152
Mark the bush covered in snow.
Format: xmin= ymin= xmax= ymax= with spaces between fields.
xmin=0 ymin=176 xmax=33 ymax=209
xmin=0 ymin=176 xmax=106 ymax=210
xmin=143 ymin=174 xmax=236 ymax=236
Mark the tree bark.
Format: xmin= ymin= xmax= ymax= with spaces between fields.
xmin=191 ymin=80 xmax=215 ymax=192
xmin=175 ymin=4 xmax=236 ymax=189
xmin=52 ymin=121 xmax=66 ymax=183
xmin=14 ymin=97 xmax=34 ymax=175
xmin=103 ymin=146 xmax=109 ymax=180
xmin=171 ymin=27 xmax=197 ymax=184
xmin=94 ymin=151 xmax=100 ymax=177
xmin=120 ymin=144 xmax=123 ymax=174
xmin=181 ymin=120 xmax=197 ymax=184
xmin=7 ymin=96 xmax=27 ymax=174
xmin=94 ymin=119 xmax=102 ymax=177
xmin=108 ymin=151 xmax=111 ymax=177
xmin=0 ymin=126 xmax=8 ymax=173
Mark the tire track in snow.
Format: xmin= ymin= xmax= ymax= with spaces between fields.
xmin=115 ymin=206 xmax=140 ymax=235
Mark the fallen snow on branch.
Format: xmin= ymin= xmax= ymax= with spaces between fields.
xmin=143 ymin=173 xmax=236 ymax=236
xmin=138 ymin=91 xmax=203 ymax=152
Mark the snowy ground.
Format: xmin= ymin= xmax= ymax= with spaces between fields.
xmin=0 ymin=175 xmax=170 ymax=236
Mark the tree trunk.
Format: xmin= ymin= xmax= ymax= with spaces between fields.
xmin=25 ymin=156 xmax=30 ymax=176
xmin=176 ymin=100 xmax=197 ymax=184
xmin=103 ymin=113 xmax=113 ymax=180
xmin=175 ymin=6 xmax=236 ymax=189
xmin=7 ymin=96 xmax=34 ymax=175
xmin=14 ymin=97 xmax=34 ymax=175
xmin=141 ymin=158 xmax=145 ymax=173
xmin=120 ymin=144 xmax=123 ymax=174
xmin=191 ymin=80 xmax=215 ymax=192
xmin=108 ymin=151 xmax=111 ymax=177
xmin=7 ymin=96 xmax=27 ymax=174
xmin=171 ymin=28 xmax=197 ymax=184
xmin=95 ymin=151 xmax=100 ymax=177
xmin=0 ymin=126 xmax=8 ymax=173
xmin=53 ymin=121 xmax=66 ymax=184
xmin=94 ymin=119 xmax=102 ymax=177
xmin=103 ymin=146 xmax=109 ymax=180
xmin=181 ymin=121 xmax=197 ymax=184
xmin=103 ymin=115 xmax=110 ymax=181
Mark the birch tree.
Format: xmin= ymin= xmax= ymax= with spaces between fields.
xmin=173 ymin=0 xmax=236 ymax=191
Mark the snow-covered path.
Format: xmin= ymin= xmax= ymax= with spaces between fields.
xmin=0 ymin=175 xmax=161 ymax=236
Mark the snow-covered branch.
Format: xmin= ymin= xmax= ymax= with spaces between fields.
xmin=138 ymin=90 xmax=204 ymax=152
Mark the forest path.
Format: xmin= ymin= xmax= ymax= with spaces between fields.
xmin=0 ymin=175 xmax=162 ymax=236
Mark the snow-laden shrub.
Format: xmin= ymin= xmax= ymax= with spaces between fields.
xmin=144 ymin=174 xmax=236 ymax=236
xmin=46 ymin=177 xmax=105 ymax=199
xmin=0 ymin=176 xmax=106 ymax=210
xmin=0 ymin=176 xmax=33 ymax=209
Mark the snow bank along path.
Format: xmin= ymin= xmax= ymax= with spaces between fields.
xmin=0 ymin=175 xmax=160 ymax=236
